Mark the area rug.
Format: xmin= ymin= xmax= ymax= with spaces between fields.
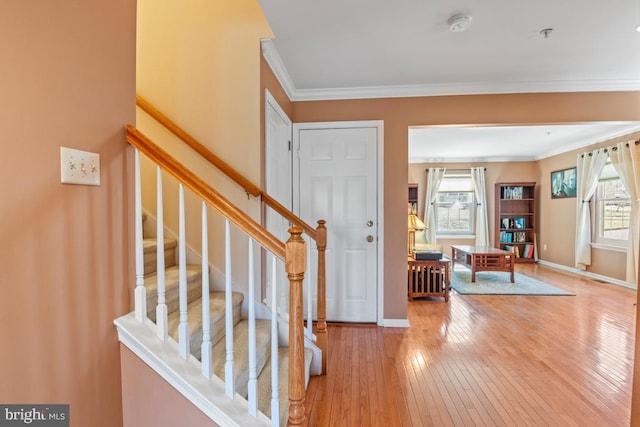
xmin=450 ymin=268 xmax=574 ymax=296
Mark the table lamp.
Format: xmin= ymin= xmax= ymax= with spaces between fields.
xmin=408 ymin=213 xmax=426 ymax=256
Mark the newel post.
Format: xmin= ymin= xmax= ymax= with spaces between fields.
xmin=315 ymin=220 xmax=328 ymax=375
xmin=286 ymin=226 xmax=306 ymax=426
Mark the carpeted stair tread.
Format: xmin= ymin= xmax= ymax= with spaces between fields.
xmin=146 ymin=265 xmax=202 ymax=321
xmin=143 ymin=238 xmax=178 ymax=274
xmin=167 ymin=291 xmax=244 ymax=359
xmin=211 ymin=319 xmax=272 ymax=399
xmin=257 ymin=347 xmax=314 ymax=426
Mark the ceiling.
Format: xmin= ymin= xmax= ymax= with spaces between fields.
xmin=258 ymin=0 xmax=640 ymax=162
xmin=409 ymin=122 xmax=640 ymax=163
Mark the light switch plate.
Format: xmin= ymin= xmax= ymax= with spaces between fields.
xmin=60 ymin=147 xmax=100 ymax=186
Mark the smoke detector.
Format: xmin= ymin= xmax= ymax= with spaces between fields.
xmin=448 ymin=13 xmax=472 ymax=32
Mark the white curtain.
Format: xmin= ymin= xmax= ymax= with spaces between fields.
xmin=575 ymin=149 xmax=608 ymax=270
xmin=471 ymin=167 xmax=489 ymax=246
xmin=609 ymin=141 xmax=640 ymax=283
xmin=423 ymin=168 xmax=446 ymax=244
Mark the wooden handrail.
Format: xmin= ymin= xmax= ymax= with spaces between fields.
xmin=136 ymin=96 xmax=262 ymax=198
xmin=261 ymin=193 xmax=316 ymax=240
xmin=126 ymin=125 xmax=285 ymax=260
xmin=136 ymin=95 xmax=318 ymax=241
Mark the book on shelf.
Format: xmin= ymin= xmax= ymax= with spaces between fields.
xmin=515 ymin=231 xmax=526 ymax=243
xmin=522 ymin=244 xmax=535 ymax=258
xmin=500 ymin=231 xmax=513 ymax=243
xmin=504 ymin=245 xmax=520 ymax=257
xmin=503 ymin=186 xmax=523 ymax=199
xmin=501 ymin=217 xmax=525 ymax=229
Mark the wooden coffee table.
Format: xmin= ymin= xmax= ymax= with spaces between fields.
xmin=451 ymin=245 xmax=514 ymax=283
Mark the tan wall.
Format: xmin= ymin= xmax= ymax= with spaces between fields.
xmin=537 ymin=130 xmax=640 ymax=281
xmin=120 ymin=345 xmax=218 ymax=427
xmin=0 ymin=1 xmax=135 ymax=426
xmin=292 ymin=92 xmax=640 ymax=320
xmin=136 ymin=0 xmax=273 ymax=291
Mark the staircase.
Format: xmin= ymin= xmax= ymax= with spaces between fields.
xmin=139 ymin=220 xmax=313 ymax=425
xmin=115 ymin=101 xmax=328 ymax=425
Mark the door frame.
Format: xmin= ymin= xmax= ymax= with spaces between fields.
xmin=292 ymin=120 xmax=385 ymax=325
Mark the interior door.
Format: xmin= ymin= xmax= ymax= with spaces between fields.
xmin=264 ymin=91 xmax=292 ymax=308
xmin=294 ymin=124 xmax=379 ymax=323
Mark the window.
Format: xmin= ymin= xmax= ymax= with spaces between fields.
xmin=435 ymin=173 xmax=475 ymax=235
xmin=595 ymin=163 xmax=631 ymax=246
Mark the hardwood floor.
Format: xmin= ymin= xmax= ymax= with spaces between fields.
xmin=304 ymin=264 xmax=637 ymax=426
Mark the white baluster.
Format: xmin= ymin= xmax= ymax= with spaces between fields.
xmin=247 ymin=239 xmax=258 ymax=416
xmin=270 ymin=255 xmax=280 ymax=426
xmin=201 ymin=202 xmax=212 ymax=379
xmin=224 ymin=219 xmax=235 ymax=398
xmin=134 ymin=148 xmax=147 ymax=323
xmin=156 ymin=166 xmax=168 ymax=340
xmin=178 ymin=184 xmax=190 ymax=360
xmin=306 ymin=240 xmax=312 ymax=338
xmin=279 ymin=263 xmax=288 ymax=319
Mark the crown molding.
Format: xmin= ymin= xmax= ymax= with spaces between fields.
xmin=409 ymin=123 xmax=640 ymax=164
xmin=409 ymin=155 xmax=539 ymax=164
xmin=261 ymin=40 xmax=640 ymax=101
xmin=292 ymin=79 xmax=640 ymax=101
xmin=260 ymin=39 xmax=297 ymax=101
xmin=534 ymin=124 xmax=640 ymax=160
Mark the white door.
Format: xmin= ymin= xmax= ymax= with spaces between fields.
xmin=264 ymin=91 xmax=292 ymax=308
xmin=294 ymin=123 xmax=380 ymax=323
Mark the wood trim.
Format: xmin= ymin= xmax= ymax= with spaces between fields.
xmin=136 ymin=95 xmax=319 ymax=242
xmin=261 ymin=193 xmax=316 ymax=239
xmin=126 ymin=125 xmax=286 ymax=259
xmin=314 ymin=220 xmax=327 ymax=375
xmin=285 ymin=227 xmax=307 ymax=425
xmin=136 ymin=95 xmax=262 ymax=197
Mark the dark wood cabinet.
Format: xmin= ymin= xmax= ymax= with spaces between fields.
xmin=494 ymin=182 xmax=536 ymax=263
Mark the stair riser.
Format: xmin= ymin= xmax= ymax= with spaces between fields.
xmin=169 ymin=300 xmax=243 ymax=359
xmin=147 ymin=271 xmax=202 ymax=321
xmin=144 ymin=247 xmax=176 ymax=275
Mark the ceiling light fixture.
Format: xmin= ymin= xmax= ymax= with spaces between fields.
xmin=540 ymin=28 xmax=553 ymax=38
xmin=448 ymin=13 xmax=472 ymax=32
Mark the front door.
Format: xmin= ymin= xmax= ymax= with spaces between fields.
xmin=294 ymin=123 xmax=380 ymax=323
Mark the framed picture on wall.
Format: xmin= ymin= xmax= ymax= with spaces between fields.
xmin=551 ymin=167 xmax=577 ymax=199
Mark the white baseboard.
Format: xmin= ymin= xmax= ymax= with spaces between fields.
xmin=536 ymin=259 xmax=637 ymax=290
xmin=382 ymin=318 xmax=410 ymax=328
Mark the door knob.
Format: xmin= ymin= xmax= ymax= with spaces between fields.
xmin=366 ymin=235 xmax=374 ymax=242
xmin=366 ymin=220 xmax=374 ymax=227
